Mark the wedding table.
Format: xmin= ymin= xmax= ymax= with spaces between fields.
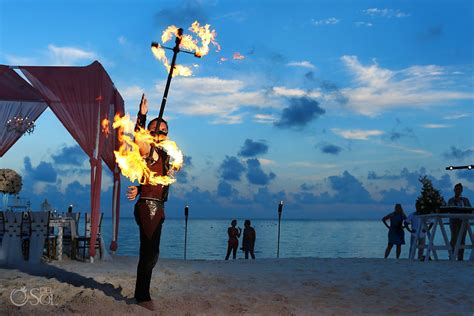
xmin=410 ymin=212 xmax=474 ymax=262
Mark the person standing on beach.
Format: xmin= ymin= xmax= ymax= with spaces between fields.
xmin=242 ymin=219 xmax=256 ymax=259
xmin=448 ymin=183 xmax=471 ymax=261
xmin=382 ymin=204 xmax=407 ymax=259
xmin=126 ymin=94 xmax=173 ymax=311
xmin=225 ymin=219 xmax=242 ymax=260
xmin=405 ymin=203 xmax=433 ymax=260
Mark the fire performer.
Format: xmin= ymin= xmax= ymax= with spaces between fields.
xmin=126 ymin=93 xmax=172 ymax=311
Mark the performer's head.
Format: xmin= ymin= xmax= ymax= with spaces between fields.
xmin=244 ymin=219 xmax=251 ymax=227
xmin=148 ymin=118 xmax=168 ymax=141
xmin=454 ymin=183 xmax=463 ymax=197
xmin=231 ymin=219 xmax=237 ymax=227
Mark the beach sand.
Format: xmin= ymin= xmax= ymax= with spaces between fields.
xmin=0 ymin=257 xmax=473 ymax=315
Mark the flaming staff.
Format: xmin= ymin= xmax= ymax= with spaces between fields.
xmin=149 ymin=22 xmax=220 ymax=163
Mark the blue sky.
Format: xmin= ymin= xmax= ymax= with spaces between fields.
xmin=0 ymin=0 xmax=473 ymax=219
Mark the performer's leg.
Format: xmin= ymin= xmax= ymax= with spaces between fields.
xmin=135 ymin=216 xmax=164 ymax=302
xmin=250 ymin=243 xmax=255 ymax=259
xmin=458 ymin=224 xmax=467 ymax=261
xmin=449 ymin=219 xmax=458 ymax=258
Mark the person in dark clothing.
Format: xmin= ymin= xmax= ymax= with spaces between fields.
xmin=382 ymin=203 xmax=408 ymax=259
xmin=225 ymin=219 xmax=241 ymax=260
xmin=127 ymin=93 xmax=174 ymax=311
xmin=448 ymin=183 xmax=472 ymax=261
xmin=242 ymin=219 xmax=256 ymax=259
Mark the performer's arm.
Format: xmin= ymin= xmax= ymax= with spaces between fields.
xmin=135 ymin=93 xmax=147 ymax=132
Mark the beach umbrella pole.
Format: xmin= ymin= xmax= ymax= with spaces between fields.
xmin=277 ymin=201 xmax=283 ymax=258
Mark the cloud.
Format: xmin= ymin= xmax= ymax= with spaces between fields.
xmin=287 ymin=61 xmax=316 ymax=69
xmin=355 ymin=21 xmax=373 ymax=27
xmin=217 ymin=180 xmax=238 ymax=197
xmin=23 ymin=157 xmax=57 ymax=183
xmin=340 ymin=55 xmax=472 ymax=116
xmin=331 ymin=128 xmax=383 ymax=140
xmin=218 ymin=156 xmax=246 ymax=182
xmin=274 ymin=97 xmax=325 ymax=129
xmin=51 ymin=144 xmax=87 ymax=166
xmin=421 ymin=124 xmax=451 ymax=129
xmin=368 ymin=171 xmax=401 ymax=180
xmin=443 ymin=146 xmax=474 ymax=161
xmin=47 ymin=44 xmax=97 ymax=66
xmin=238 ymin=139 xmax=269 ymax=157
xmin=272 ymin=86 xmax=321 ymax=98
xmin=300 ymin=183 xmax=316 ymax=191
xmin=154 ymin=77 xmax=280 ymax=123
xmin=320 ymin=143 xmax=343 ymax=155
xmin=456 ymin=171 xmax=474 ymax=183
xmin=176 ymin=156 xmax=193 ymax=184
xmin=154 ymin=0 xmax=209 ymax=27
xmin=363 ymin=8 xmax=409 ymax=18
xmin=253 ymin=114 xmax=277 ymax=124
xmin=443 ymin=113 xmax=470 ymax=120
xmin=120 ymin=85 xmax=145 ymax=103
xmin=312 ymin=17 xmax=340 ymax=26
xmin=252 ymin=187 xmax=286 ymax=205
xmin=328 ymin=171 xmax=373 ymax=203
xmin=246 ymin=158 xmax=276 ymax=186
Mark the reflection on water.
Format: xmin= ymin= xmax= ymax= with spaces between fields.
xmin=93 ymin=218 xmax=467 ymax=260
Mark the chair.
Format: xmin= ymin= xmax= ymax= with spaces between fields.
xmin=28 ymin=212 xmax=50 ymax=264
xmin=0 ymin=211 xmax=5 ymax=244
xmin=20 ymin=211 xmax=32 ymax=260
xmin=44 ymin=211 xmax=58 ymax=260
xmin=63 ymin=212 xmax=80 ymax=259
xmin=75 ymin=212 xmax=103 ymax=260
xmin=1 ymin=211 xmax=24 ymax=265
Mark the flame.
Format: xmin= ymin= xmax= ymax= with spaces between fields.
xmin=112 ymin=114 xmax=183 ymax=185
xmin=101 ymin=118 xmax=110 ymax=137
xmin=152 ymin=20 xmax=220 ymax=76
xmin=233 ymin=52 xmax=245 ymax=60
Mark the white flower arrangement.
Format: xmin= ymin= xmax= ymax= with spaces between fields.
xmin=0 ymin=169 xmax=23 ymax=195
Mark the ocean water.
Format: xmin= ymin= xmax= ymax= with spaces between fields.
xmin=92 ymin=218 xmax=469 ymax=260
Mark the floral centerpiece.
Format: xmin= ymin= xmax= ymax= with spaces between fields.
xmin=415 ymin=176 xmax=445 ymax=214
xmin=0 ymin=169 xmax=23 ymax=210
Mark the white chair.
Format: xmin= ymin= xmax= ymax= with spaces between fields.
xmin=28 ymin=212 xmax=50 ymax=264
xmin=0 ymin=211 xmax=24 ymax=265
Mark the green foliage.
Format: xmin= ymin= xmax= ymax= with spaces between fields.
xmin=415 ymin=176 xmax=445 ymax=214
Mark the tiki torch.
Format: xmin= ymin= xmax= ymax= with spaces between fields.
xmin=184 ymin=205 xmax=189 ymax=260
xmin=277 ymin=201 xmax=283 ymax=258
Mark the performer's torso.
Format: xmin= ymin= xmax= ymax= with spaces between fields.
xmin=140 ymin=149 xmax=170 ymax=201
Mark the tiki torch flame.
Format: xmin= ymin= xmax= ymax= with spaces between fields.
xmin=112 ymin=114 xmax=183 ymax=185
xmin=101 ymin=118 xmax=110 ymax=137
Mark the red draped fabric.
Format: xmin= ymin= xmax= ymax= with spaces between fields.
xmin=19 ymin=61 xmax=119 ymax=259
xmin=0 ymin=65 xmax=47 ymax=157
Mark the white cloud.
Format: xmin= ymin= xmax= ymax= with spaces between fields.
xmin=120 ymin=85 xmax=145 ymax=101
xmin=421 ymin=124 xmax=451 ymax=129
xmin=258 ymin=158 xmax=275 ymax=166
xmin=47 ymin=44 xmax=97 ymax=65
xmin=287 ymin=61 xmax=316 ymax=69
xmin=331 ymin=128 xmax=384 ymax=140
xmin=443 ymin=113 xmax=470 ymax=120
xmin=152 ymin=77 xmax=282 ymax=123
xmin=272 ymin=86 xmax=321 ymax=99
xmin=253 ymin=114 xmax=277 ymax=124
xmin=355 ymin=21 xmax=373 ymax=27
xmin=340 ymin=55 xmax=473 ymax=116
xmin=312 ymin=17 xmax=340 ymax=26
xmin=363 ymin=8 xmax=409 ymax=18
